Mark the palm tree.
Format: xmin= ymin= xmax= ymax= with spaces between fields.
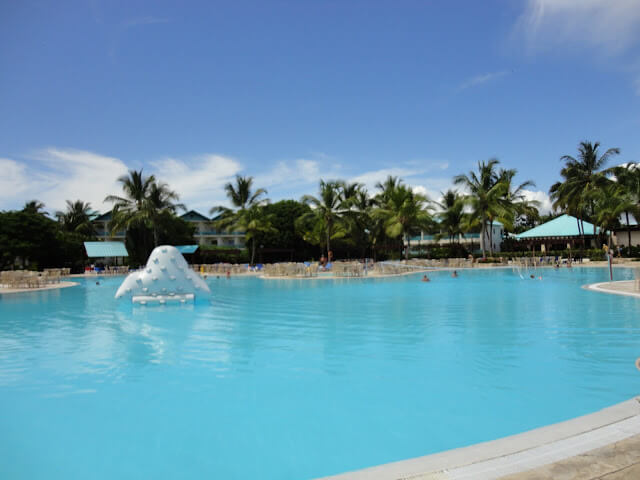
xmin=594 ymin=184 xmax=628 ymax=249
xmin=22 ymin=200 xmax=46 ymax=215
xmin=211 ymin=175 xmax=268 ymax=215
xmin=550 ymin=141 xmax=619 ymax=238
xmin=375 ymin=184 xmax=433 ymax=260
xmin=436 ymin=190 xmax=466 ymax=244
xmin=105 ymin=170 xmax=182 ymax=247
xmin=454 ymin=159 xmax=504 ymax=257
xmin=301 ymin=180 xmax=346 ymax=256
xmin=497 ymin=168 xmax=539 ymax=232
xmin=210 ymin=175 xmax=269 ymax=253
xmin=608 ymin=163 xmax=640 ymax=249
xmin=146 ymin=182 xmax=185 ymax=245
xmin=233 ymin=205 xmax=277 ymax=265
xmin=342 ymin=185 xmax=374 ymax=258
xmin=56 ymin=200 xmax=97 ymax=236
xmin=375 ymin=175 xmax=402 ymax=205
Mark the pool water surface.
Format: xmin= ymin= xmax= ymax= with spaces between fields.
xmin=0 ymin=267 xmax=639 ymax=479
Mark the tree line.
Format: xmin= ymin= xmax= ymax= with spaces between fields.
xmin=1 ymin=140 xmax=638 ymax=270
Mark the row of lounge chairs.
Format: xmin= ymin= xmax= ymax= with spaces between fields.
xmin=263 ymin=263 xmax=316 ymax=277
xmin=0 ymin=269 xmax=69 ymax=289
xmin=192 ymin=263 xmax=256 ymax=275
xmin=406 ymin=258 xmax=473 ymax=268
xmin=332 ymin=262 xmax=366 ymax=277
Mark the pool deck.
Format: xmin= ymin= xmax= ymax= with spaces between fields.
xmin=0 ymin=281 xmax=78 ymax=295
xmin=320 ymin=397 xmax=640 ymax=480
xmin=584 ymin=280 xmax=640 ymax=299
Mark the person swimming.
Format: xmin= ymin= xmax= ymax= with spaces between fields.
xmin=451 ymin=270 xmax=458 ymax=278
xmin=422 ymin=275 xmax=430 ymax=282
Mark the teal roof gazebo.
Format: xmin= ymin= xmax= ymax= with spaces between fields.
xmin=84 ymin=241 xmax=129 ymax=258
xmin=175 ymin=245 xmax=199 ymax=254
xmin=515 ymin=214 xmax=600 ymax=241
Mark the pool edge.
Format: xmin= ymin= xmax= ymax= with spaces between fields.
xmin=318 ymin=396 xmax=640 ymax=480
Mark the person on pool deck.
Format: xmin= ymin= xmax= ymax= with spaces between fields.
xmin=422 ymin=274 xmax=430 ymax=282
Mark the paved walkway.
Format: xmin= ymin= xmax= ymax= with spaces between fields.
xmin=499 ymin=434 xmax=640 ymax=480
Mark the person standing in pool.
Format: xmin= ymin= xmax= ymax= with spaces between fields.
xmin=422 ymin=275 xmax=430 ymax=282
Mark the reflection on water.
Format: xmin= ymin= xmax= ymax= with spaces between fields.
xmin=0 ymin=269 xmax=639 ymax=479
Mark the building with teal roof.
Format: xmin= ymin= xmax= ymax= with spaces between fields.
xmin=92 ymin=209 xmax=245 ymax=248
xmin=515 ymin=214 xmax=601 ymax=249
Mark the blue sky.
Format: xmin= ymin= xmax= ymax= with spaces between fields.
xmin=2 ymin=0 xmax=640 ymax=214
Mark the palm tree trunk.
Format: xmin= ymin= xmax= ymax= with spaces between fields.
xmin=251 ymin=239 xmax=256 ymax=265
xmin=153 ymin=226 xmax=159 ymax=247
xmin=626 ymin=212 xmax=632 ymax=252
xmin=489 ymin=220 xmax=494 ymax=256
xmin=405 ymin=233 xmax=410 ymax=260
xmin=326 ymin=218 xmax=332 ymax=258
xmin=480 ymin=221 xmax=486 ymax=258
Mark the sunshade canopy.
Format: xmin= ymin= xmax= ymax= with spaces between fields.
xmin=84 ymin=241 xmax=129 ymax=257
xmin=515 ymin=214 xmax=600 ymax=240
xmin=175 ymin=245 xmax=199 ymax=254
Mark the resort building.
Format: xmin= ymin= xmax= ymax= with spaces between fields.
xmin=515 ymin=214 xmax=601 ymax=251
xmin=407 ymin=221 xmax=504 ymax=254
xmin=179 ymin=210 xmax=245 ymax=247
xmin=93 ymin=212 xmax=125 ymax=240
xmin=612 ymin=214 xmax=639 ymax=248
xmin=93 ymin=210 xmax=245 ymax=248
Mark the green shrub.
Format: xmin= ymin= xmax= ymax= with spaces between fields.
xmin=196 ymin=246 xmax=249 ymax=264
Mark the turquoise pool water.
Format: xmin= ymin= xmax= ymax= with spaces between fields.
xmin=1 ymin=267 xmax=639 ymax=479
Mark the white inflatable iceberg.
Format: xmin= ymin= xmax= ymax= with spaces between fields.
xmin=115 ymin=245 xmax=210 ymax=304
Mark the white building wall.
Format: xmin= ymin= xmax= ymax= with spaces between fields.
xmin=480 ymin=223 xmax=504 ymax=253
xmin=613 ymin=230 xmax=640 ymax=247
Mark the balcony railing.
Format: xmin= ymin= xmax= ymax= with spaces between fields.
xmin=196 ymin=231 xmax=246 ymax=236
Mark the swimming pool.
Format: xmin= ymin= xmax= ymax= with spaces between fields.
xmin=1 ymin=267 xmax=639 ymax=479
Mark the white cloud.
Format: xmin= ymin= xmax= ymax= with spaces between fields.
xmin=349 ymin=167 xmax=421 ymax=192
xmin=35 ymin=148 xmax=130 ymax=213
xmin=254 ymin=158 xmax=322 ymax=188
xmin=522 ymin=189 xmax=553 ymax=214
xmin=0 ymin=147 xmax=459 ymax=215
xmin=150 ymin=154 xmax=243 ymax=212
xmin=0 ymin=158 xmax=30 ymax=201
xmin=0 ymin=148 xmax=129 ymax=214
xmin=459 ymin=70 xmax=510 ymax=90
xmin=348 ymin=164 xmax=454 ymax=205
xmin=516 ymin=0 xmax=640 ymax=53
xmin=411 ymin=185 xmax=444 ymax=204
